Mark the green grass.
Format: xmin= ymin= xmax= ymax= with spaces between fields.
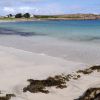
xmin=34 ymin=15 xmax=83 ymax=19
xmin=0 ymin=17 xmax=15 ymax=20
xmin=0 ymin=17 xmax=34 ymax=21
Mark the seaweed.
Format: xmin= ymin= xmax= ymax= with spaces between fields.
xmin=75 ymin=88 xmax=100 ymax=100
xmin=77 ymin=65 xmax=100 ymax=74
xmin=0 ymin=94 xmax=15 ymax=100
xmin=23 ymin=65 xmax=100 ymax=94
xmin=23 ymin=75 xmax=67 ymax=94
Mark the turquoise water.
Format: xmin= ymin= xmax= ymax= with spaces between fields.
xmin=0 ymin=20 xmax=100 ymax=41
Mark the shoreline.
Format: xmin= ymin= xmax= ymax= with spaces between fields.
xmin=0 ymin=18 xmax=100 ymax=23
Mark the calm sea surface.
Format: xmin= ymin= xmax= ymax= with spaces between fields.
xmin=0 ymin=20 xmax=100 ymax=42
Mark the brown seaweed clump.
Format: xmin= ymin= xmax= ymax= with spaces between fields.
xmin=77 ymin=65 xmax=100 ymax=75
xmin=0 ymin=94 xmax=15 ymax=100
xmin=23 ymin=65 xmax=100 ymax=94
xmin=23 ymin=75 xmax=67 ymax=94
xmin=75 ymin=88 xmax=100 ymax=100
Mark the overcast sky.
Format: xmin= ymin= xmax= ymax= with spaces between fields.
xmin=0 ymin=0 xmax=100 ymax=15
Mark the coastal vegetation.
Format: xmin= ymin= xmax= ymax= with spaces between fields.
xmin=15 ymin=13 xmax=23 ymax=18
xmin=0 ymin=13 xmax=31 ymax=21
xmin=33 ymin=14 xmax=100 ymax=20
xmin=0 ymin=13 xmax=100 ymax=21
xmin=23 ymin=13 xmax=31 ymax=18
xmin=15 ymin=13 xmax=30 ymax=18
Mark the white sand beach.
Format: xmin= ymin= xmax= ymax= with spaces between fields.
xmin=0 ymin=35 xmax=100 ymax=100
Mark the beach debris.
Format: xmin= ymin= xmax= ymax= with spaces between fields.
xmin=23 ymin=75 xmax=67 ymax=94
xmin=23 ymin=65 xmax=100 ymax=94
xmin=0 ymin=94 xmax=15 ymax=100
xmin=75 ymin=88 xmax=100 ymax=100
xmin=77 ymin=65 xmax=100 ymax=75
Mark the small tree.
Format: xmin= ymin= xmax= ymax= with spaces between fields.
xmin=23 ymin=13 xmax=30 ymax=18
xmin=15 ymin=13 xmax=22 ymax=18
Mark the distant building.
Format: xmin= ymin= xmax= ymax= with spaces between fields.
xmin=30 ymin=14 xmax=34 ymax=18
xmin=5 ymin=14 xmax=15 ymax=18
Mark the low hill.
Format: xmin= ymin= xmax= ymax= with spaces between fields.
xmin=34 ymin=14 xmax=100 ymax=20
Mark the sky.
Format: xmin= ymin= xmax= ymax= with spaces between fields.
xmin=0 ymin=0 xmax=100 ymax=15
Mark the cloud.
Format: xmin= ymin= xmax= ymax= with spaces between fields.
xmin=3 ymin=7 xmax=15 ymax=13
xmin=13 ymin=0 xmax=46 ymax=4
xmin=0 ymin=0 xmax=100 ymax=15
xmin=2 ymin=1 xmax=64 ymax=15
xmin=19 ymin=7 xmax=39 ymax=13
xmin=3 ymin=6 xmax=39 ymax=14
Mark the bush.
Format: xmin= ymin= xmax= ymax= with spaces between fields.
xmin=15 ymin=13 xmax=22 ymax=18
xmin=23 ymin=13 xmax=30 ymax=18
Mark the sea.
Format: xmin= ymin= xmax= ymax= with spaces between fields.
xmin=0 ymin=20 xmax=100 ymax=65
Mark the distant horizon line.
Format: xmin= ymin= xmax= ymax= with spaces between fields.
xmin=0 ymin=13 xmax=100 ymax=16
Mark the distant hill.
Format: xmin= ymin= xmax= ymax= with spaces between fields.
xmin=34 ymin=14 xmax=100 ymax=20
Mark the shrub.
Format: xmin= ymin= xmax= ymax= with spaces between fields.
xmin=23 ymin=13 xmax=30 ymax=18
xmin=15 ymin=13 xmax=22 ymax=18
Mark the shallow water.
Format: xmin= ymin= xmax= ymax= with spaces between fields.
xmin=0 ymin=20 xmax=100 ymax=42
xmin=0 ymin=20 xmax=100 ymax=65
